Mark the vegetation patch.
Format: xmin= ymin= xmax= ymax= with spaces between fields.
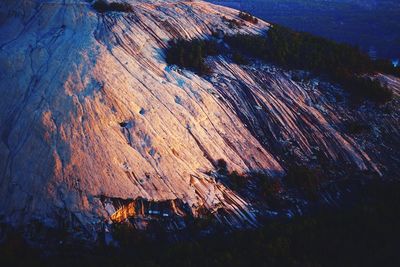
xmin=165 ymin=20 xmax=398 ymax=103
xmin=221 ymin=163 xmax=324 ymax=201
xmin=226 ymin=171 xmax=247 ymax=191
xmin=216 ymin=158 xmax=228 ymax=175
xmin=238 ymin=11 xmax=258 ymax=24
xmin=215 ymin=159 xmax=282 ymax=199
xmin=221 ymin=16 xmax=243 ymax=29
xmin=232 ymin=51 xmax=249 ymax=65
xmin=339 ymin=75 xmax=393 ymax=103
xmin=165 ymin=38 xmax=218 ymax=75
xmin=92 ymin=0 xmax=133 ymax=13
xmin=284 ymin=164 xmax=323 ymax=198
xmin=346 ymin=120 xmax=370 ymax=135
xmin=2 ymin=179 xmax=399 ymax=267
xmin=225 ymin=25 xmax=397 ymax=103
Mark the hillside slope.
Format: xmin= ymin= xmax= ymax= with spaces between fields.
xmin=0 ymin=0 xmax=398 ymax=237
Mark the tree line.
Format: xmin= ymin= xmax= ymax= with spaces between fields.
xmin=165 ymin=21 xmax=399 ymax=104
xmin=92 ymin=0 xmax=133 ymax=13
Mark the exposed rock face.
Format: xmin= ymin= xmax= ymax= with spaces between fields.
xmin=0 ymin=0 xmax=398 ymax=236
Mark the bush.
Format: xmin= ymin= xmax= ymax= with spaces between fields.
xmin=5 ymin=180 xmax=399 ymax=267
xmin=113 ymin=223 xmax=143 ymax=246
xmin=257 ymin=174 xmax=282 ymax=197
xmin=222 ymin=16 xmax=243 ymax=29
xmin=224 ymin=34 xmax=267 ymax=59
xmin=346 ymin=121 xmax=370 ymax=135
xmin=374 ymin=59 xmax=400 ymax=77
xmin=238 ymin=11 xmax=258 ymax=24
xmin=337 ymin=74 xmax=393 ymax=104
xmin=166 ymin=24 xmax=395 ymax=102
xmin=285 ymin=165 xmax=322 ymax=197
xmin=228 ymin=171 xmax=247 ymax=190
xmin=93 ymin=0 xmax=133 ymax=13
xmin=232 ymin=52 xmax=249 ymax=65
xmin=224 ymin=25 xmax=395 ymax=103
xmin=165 ymin=39 xmax=217 ymax=75
xmin=216 ymin=159 xmax=228 ymax=175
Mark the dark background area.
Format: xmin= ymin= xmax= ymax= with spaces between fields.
xmin=208 ymin=0 xmax=400 ymax=64
xmin=1 ymin=178 xmax=399 ymax=267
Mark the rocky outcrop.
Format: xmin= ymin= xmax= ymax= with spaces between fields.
xmin=0 ymin=0 xmax=398 ymax=236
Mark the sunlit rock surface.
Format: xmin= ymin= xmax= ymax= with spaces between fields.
xmin=0 ymin=0 xmax=398 ymax=235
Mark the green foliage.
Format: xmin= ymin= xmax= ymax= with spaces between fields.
xmin=224 ymin=25 xmax=395 ymax=103
xmin=165 ymin=23 xmax=394 ymax=103
xmin=112 ymin=222 xmax=148 ymax=247
xmin=186 ymin=212 xmax=216 ymax=234
xmin=222 ymin=16 xmax=243 ymax=29
xmin=227 ymin=171 xmax=247 ymax=190
xmin=337 ymin=74 xmax=393 ymax=104
xmin=238 ymin=11 xmax=258 ymax=24
xmin=374 ymin=59 xmax=400 ymax=77
xmin=216 ymin=158 xmax=228 ymax=175
xmin=264 ymin=25 xmax=373 ymax=73
xmin=257 ymin=174 xmax=282 ymax=197
xmin=225 ymin=34 xmax=267 ymax=59
xmin=346 ymin=121 xmax=370 ymax=135
xmin=232 ymin=52 xmax=249 ymax=65
xmin=165 ymin=39 xmax=217 ymax=75
xmin=229 ymin=0 xmax=400 ymax=61
xmin=225 ymin=170 xmax=281 ymax=199
xmin=285 ymin=165 xmax=322 ymax=197
xmin=93 ymin=0 xmax=133 ymax=13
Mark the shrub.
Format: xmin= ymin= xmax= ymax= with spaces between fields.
xmin=224 ymin=25 xmax=394 ymax=103
xmin=257 ymin=174 xmax=282 ymax=197
xmin=165 ymin=39 xmax=217 ymax=75
xmin=224 ymin=34 xmax=267 ymax=59
xmin=3 ymin=179 xmax=400 ymax=266
xmin=285 ymin=165 xmax=322 ymax=197
xmin=222 ymin=16 xmax=243 ymax=29
xmin=337 ymin=75 xmax=393 ymax=104
xmin=238 ymin=11 xmax=258 ymax=24
xmin=93 ymin=0 xmax=133 ymax=13
xmin=216 ymin=159 xmax=228 ymax=175
xmin=112 ymin=222 xmax=159 ymax=248
xmin=346 ymin=121 xmax=370 ymax=135
xmin=166 ymin=24 xmax=395 ymax=102
xmin=228 ymin=171 xmax=247 ymax=190
xmin=374 ymin=59 xmax=400 ymax=77
xmin=232 ymin=52 xmax=249 ymax=65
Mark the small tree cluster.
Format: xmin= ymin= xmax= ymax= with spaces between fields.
xmin=256 ymin=173 xmax=282 ymax=197
xmin=221 ymin=16 xmax=243 ymax=29
xmin=232 ymin=52 xmax=249 ymax=65
xmin=93 ymin=0 xmax=133 ymax=13
xmin=337 ymin=74 xmax=393 ymax=104
xmin=219 ymin=163 xmax=282 ymax=198
xmin=216 ymin=159 xmax=228 ymax=175
xmin=165 ymin=24 xmax=396 ymax=103
xmin=227 ymin=171 xmax=247 ymax=190
xmin=345 ymin=120 xmax=370 ymax=135
xmin=238 ymin=11 xmax=258 ymax=24
xmin=224 ymin=25 xmax=395 ymax=104
xmin=284 ymin=164 xmax=322 ymax=198
xmin=165 ymin=39 xmax=218 ymax=75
